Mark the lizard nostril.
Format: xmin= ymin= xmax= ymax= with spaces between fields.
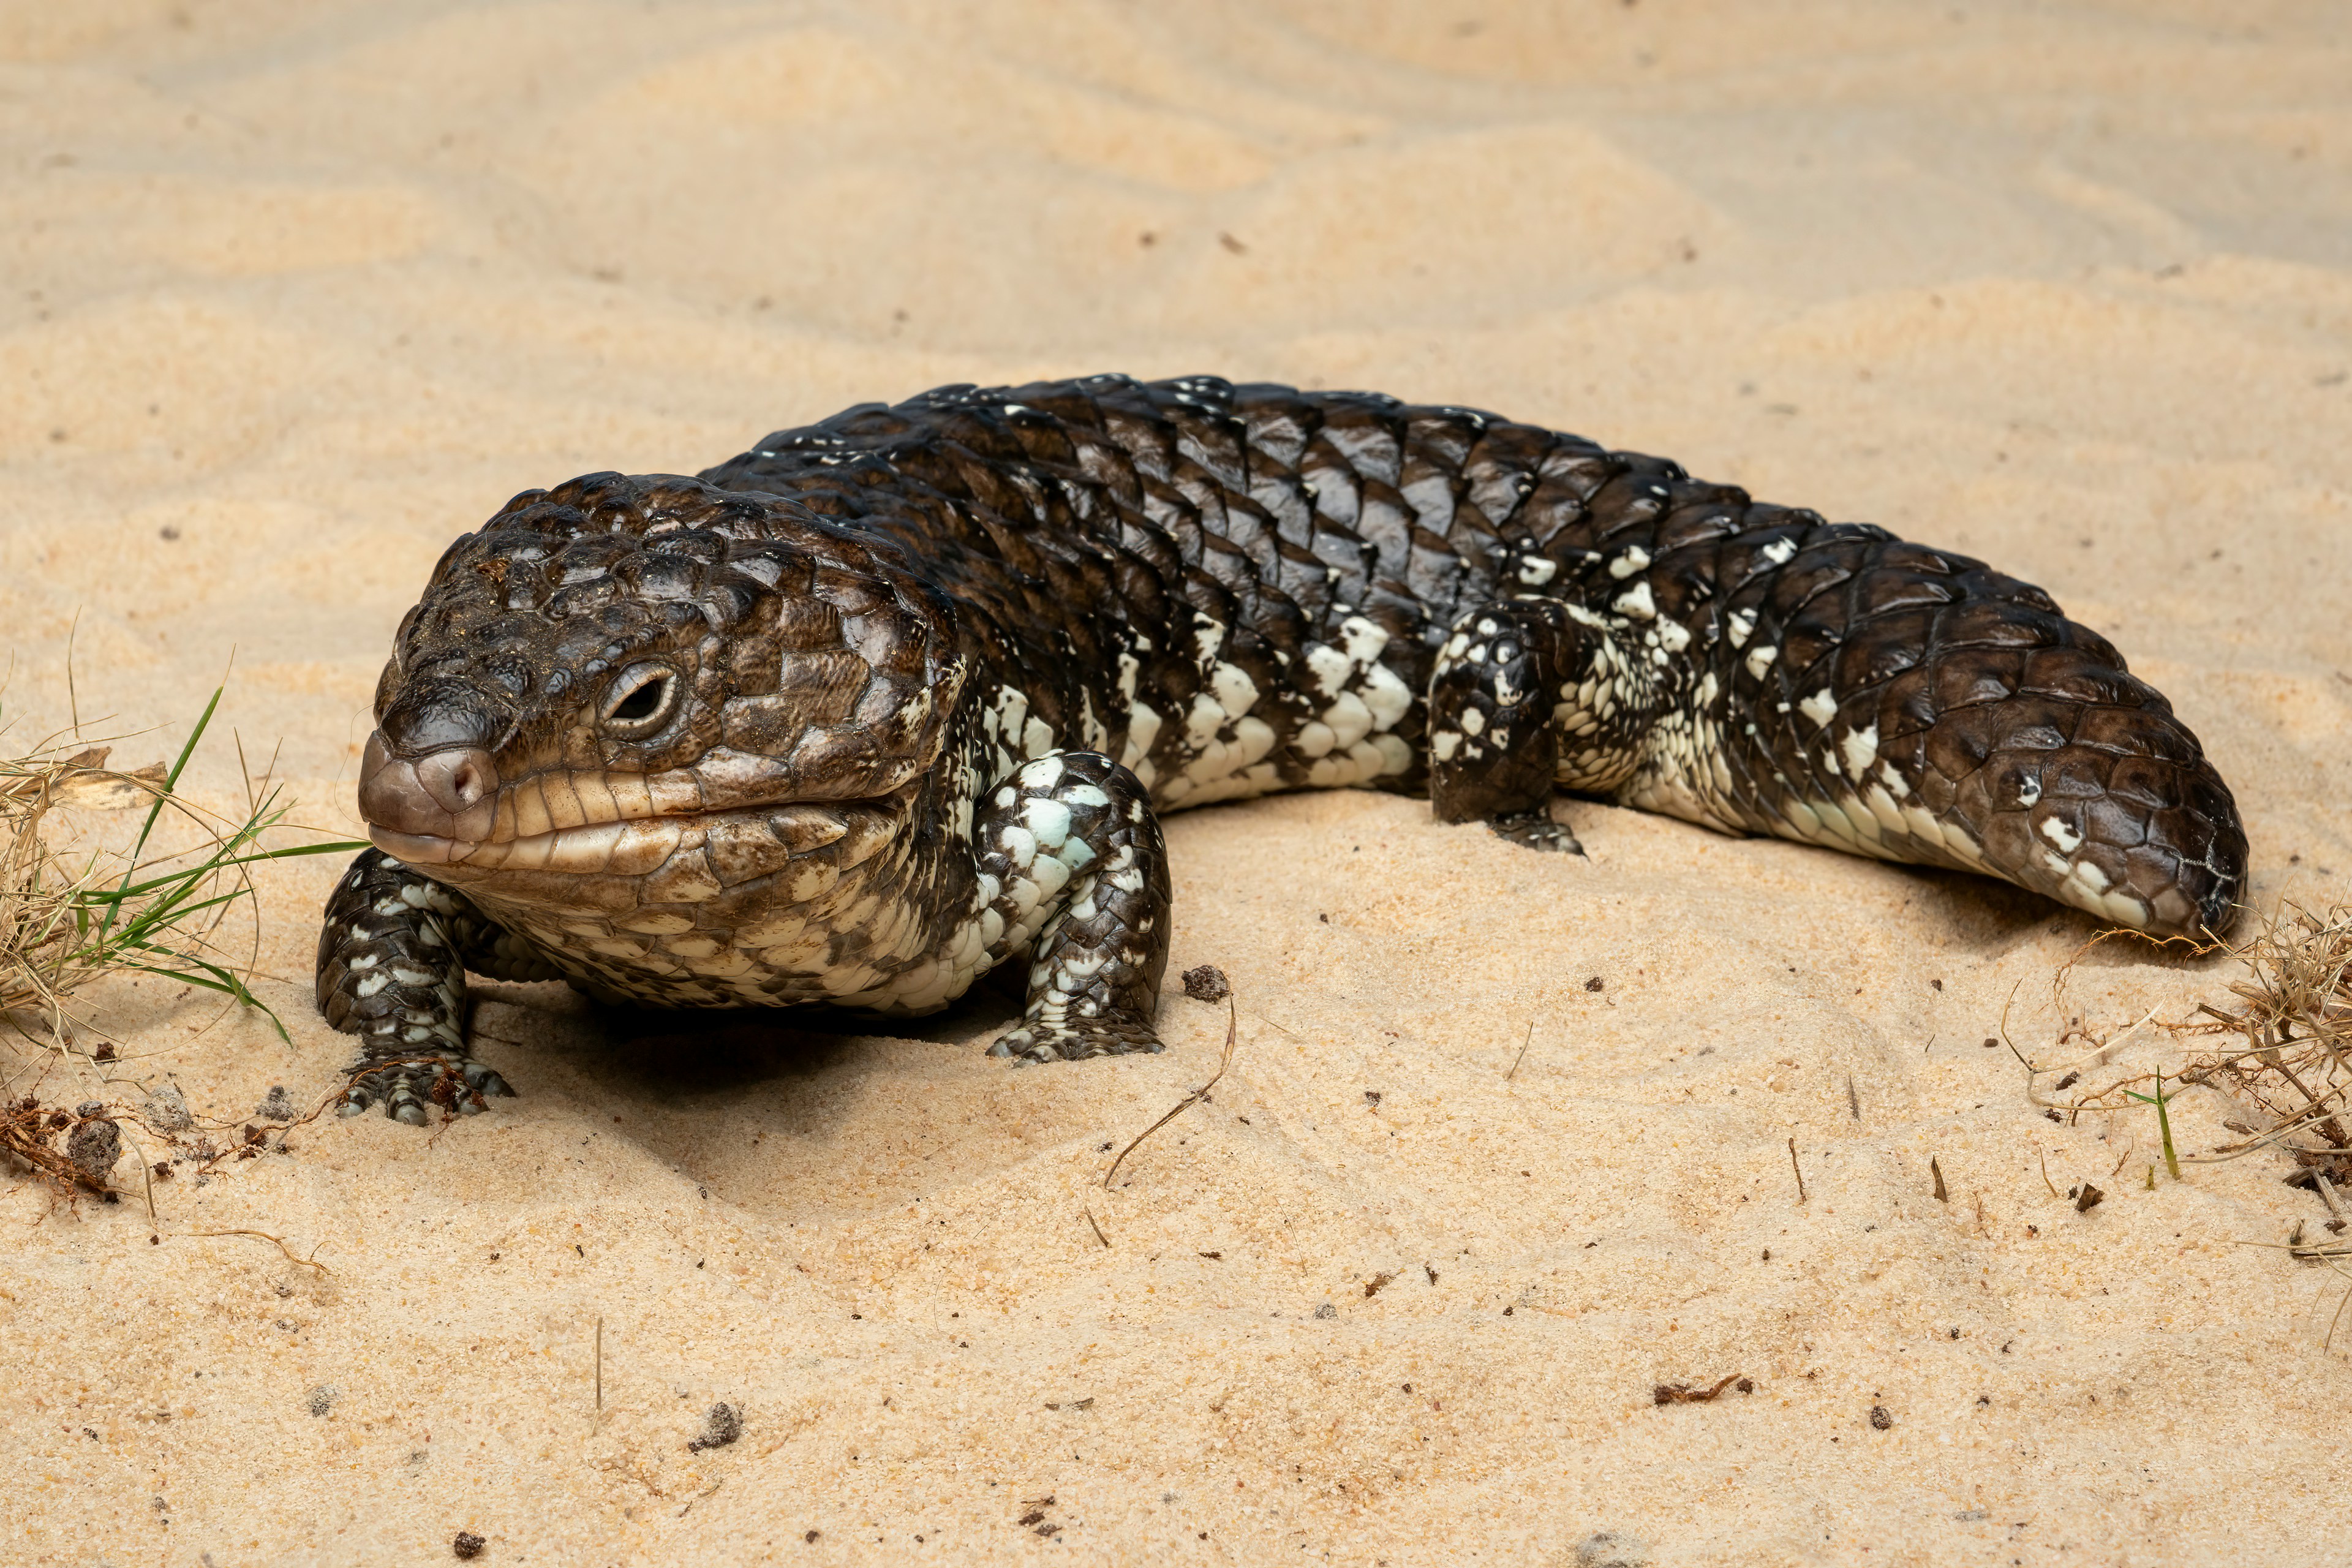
xmin=448 ymin=760 xmax=488 ymax=807
xmin=413 ymin=748 xmax=500 ymax=817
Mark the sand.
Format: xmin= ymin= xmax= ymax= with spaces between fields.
xmin=4 ymin=1 xmax=2350 ymax=1562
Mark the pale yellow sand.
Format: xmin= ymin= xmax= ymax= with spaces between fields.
xmin=5 ymin=2 xmax=2351 ymax=1562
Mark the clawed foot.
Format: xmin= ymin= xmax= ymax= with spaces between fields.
xmin=989 ymin=1017 xmax=1165 ymax=1065
xmin=1490 ymin=810 xmax=1585 ymax=854
xmin=340 ymin=1055 xmax=514 ymax=1125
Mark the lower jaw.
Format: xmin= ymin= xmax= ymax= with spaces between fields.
xmin=369 ymin=826 xmax=472 ymax=866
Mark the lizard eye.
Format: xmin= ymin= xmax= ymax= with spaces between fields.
xmin=601 ymin=663 xmax=679 ymax=736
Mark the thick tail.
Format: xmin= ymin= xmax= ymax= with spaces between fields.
xmin=1704 ymin=532 xmax=2245 ymax=938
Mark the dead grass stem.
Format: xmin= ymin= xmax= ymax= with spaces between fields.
xmin=1103 ymin=997 xmax=1238 ymax=1189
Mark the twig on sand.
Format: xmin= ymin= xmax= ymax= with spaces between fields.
xmin=1787 ymin=1137 xmax=1806 ymax=1204
xmin=1104 ymin=997 xmax=1237 ymax=1189
xmin=185 ymin=1227 xmax=330 ymax=1275
xmin=1654 ymin=1374 xmax=1751 ymax=1405
xmin=1506 ymin=1020 xmax=1533 ymax=1082
xmin=2314 ymin=1171 xmax=2348 ymax=1226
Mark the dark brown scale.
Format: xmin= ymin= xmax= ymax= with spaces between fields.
xmin=318 ymin=374 xmax=2245 ymax=1121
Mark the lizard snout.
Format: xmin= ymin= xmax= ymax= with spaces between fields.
xmin=357 ymin=731 xmax=501 ymax=852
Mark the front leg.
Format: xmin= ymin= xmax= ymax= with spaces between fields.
xmin=315 ymin=849 xmax=522 ymax=1123
xmin=970 ymin=753 xmax=1173 ymax=1064
xmin=1426 ymin=597 xmax=1661 ymax=853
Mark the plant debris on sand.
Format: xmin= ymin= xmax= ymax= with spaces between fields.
xmin=1 ymin=1094 xmax=124 ymax=1199
xmin=1 ymin=685 xmax=365 ymax=1046
xmin=1653 ymin=1374 xmax=1752 ymax=1405
xmin=2175 ymin=902 xmax=2352 ymax=1193
xmin=0 ymin=686 xmax=363 ymax=1200
xmin=2019 ymin=902 xmax=2352 ymax=1202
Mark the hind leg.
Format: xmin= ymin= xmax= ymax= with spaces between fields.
xmin=1426 ymin=598 xmax=1658 ymax=853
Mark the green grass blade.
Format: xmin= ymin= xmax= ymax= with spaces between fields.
xmin=116 ymin=948 xmax=292 ymax=1041
xmin=2123 ymin=1072 xmax=2184 ymax=1181
xmin=84 ymin=839 xmax=368 ymax=904
xmin=97 ymin=682 xmax=224 ymax=942
xmin=111 ymin=887 xmax=251 ymax=945
xmin=2155 ymin=1071 xmax=2181 ymax=1180
xmin=126 ymin=840 xmax=372 ymax=897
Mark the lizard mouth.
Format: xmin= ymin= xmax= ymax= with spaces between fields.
xmin=358 ymin=732 xmax=839 ymax=875
xmin=371 ymin=815 xmax=705 ymax=875
xmin=369 ymin=796 xmax=880 ymax=884
xmin=356 ymin=733 xmax=913 ymax=895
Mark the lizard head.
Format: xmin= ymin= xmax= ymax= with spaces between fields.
xmin=358 ymin=472 xmax=965 ymax=913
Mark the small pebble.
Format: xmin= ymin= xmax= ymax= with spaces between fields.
xmin=66 ymin=1102 xmax=121 ymax=1186
xmin=687 ymin=1401 xmax=742 ymax=1452
xmin=144 ymin=1084 xmax=193 ymax=1133
xmin=1180 ymin=965 xmax=1229 ymax=1003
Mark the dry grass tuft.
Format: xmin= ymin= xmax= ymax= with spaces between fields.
xmin=0 ymin=687 xmax=363 ymax=1200
xmin=2177 ymin=900 xmax=2352 ymax=1188
xmin=1 ymin=687 xmax=361 ymax=1049
xmin=2008 ymin=900 xmax=2352 ymax=1343
xmin=2009 ymin=901 xmax=2352 ymax=1189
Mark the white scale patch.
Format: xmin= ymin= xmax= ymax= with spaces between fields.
xmin=1359 ymin=665 xmax=1412 ymax=729
xmin=1611 ymin=582 xmax=1657 ymax=620
xmin=1194 ymin=617 xmax=1226 ymax=665
xmin=1621 ymin=703 xmax=1747 ymax=837
xmin=1168 ymin=609 xmax=1414 ymax=806
xmin=1121 ymin=703 xmax=1164 ymax=786
xmin=1798 ymin=688 xmax=1838 ymax=728
xmin=1761 ymin=537 xmax=1798 ymax=565
xmin=1340 ymin=615 xmax=1389 ymax=665
xmin=1839 ymin=723 xmax=1879 ymax=777
xmin=1306 ymin=644 xmax=1354 ymax=696
xmin=985 ymin=685 xmax=1054 ymax=761
xmin=2038 ymin=816 xmax=2082 ymax=854
xmin=1210 ymin=662 xmax=1259 ymax=717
